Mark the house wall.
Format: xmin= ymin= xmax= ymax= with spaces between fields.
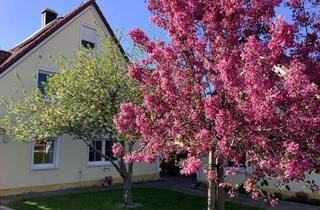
xmin=0 ymin=6 xmax=159 ymax=195
xmin=198 ymin=157 xmax=320 ymax=194
xmin=0 ymin=136 xmax=158 ymax=194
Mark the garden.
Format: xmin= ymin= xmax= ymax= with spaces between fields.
xmin=0 ymin=0 xmax=319 ymax=210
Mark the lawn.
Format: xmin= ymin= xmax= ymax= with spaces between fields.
xmin=7 ymin=188 xmax=266 ymax=210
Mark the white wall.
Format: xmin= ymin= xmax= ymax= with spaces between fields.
xmin=198 ymin=157 xmax=320 ymax=194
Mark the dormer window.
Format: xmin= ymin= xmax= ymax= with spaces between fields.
xmin=81 ymin=25 xmax=99 ymax=50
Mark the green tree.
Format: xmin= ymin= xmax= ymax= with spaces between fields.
xmin=1 ymin=35 xmax=141 ymax=207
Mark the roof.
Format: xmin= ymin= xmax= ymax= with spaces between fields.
xmin=0 ymin=0 xmax=127 ymax=74
xmin=0 ymin=50 xmax=11 ymax=64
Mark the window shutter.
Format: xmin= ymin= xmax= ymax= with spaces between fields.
xmin=82 ymin=25 xmax=98 ymax=44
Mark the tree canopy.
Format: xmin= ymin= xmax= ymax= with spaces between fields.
xmin=2 ymin=35 xmax=140 ymax=143
xmin=1 ymin=34 xmax=142 ymax=206
xmin=114 ymin=0 xmax=320 ymax=209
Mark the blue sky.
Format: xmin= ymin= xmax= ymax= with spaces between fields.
xmin=0 ymin=0 xmax=293 ymax=52
xmin=0 ymin=0 xmax=167 ymax=51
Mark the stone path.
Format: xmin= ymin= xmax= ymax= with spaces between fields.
xmin=0 ymin=176 xmax=319 ymax=210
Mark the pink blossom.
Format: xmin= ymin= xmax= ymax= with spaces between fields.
xmin=268 ymin=16 xmax=296 ymax=60
xmin=228 ymin=187 xmax=237 ymax=198
xmin=285 ymin=142 xmax=299 ymax=155
xmin=218 ymin=182 xmax=232 ymax=188
xmin=113 ymin=102 xmax=141 ymax=140
xmin=219 ymin=182 xmax=237 ymax=198
xmin=287 ymin=0 xmax=301 ymax=7
xmin=112 ymin=142 xmax=125 ymax=157
xmin=123 ymin=152 xmax=144 ymax=163
xmin=180 ymin=157 xmax=201 ymax=175
xmin=128 ymin=63 xmax=143 ymax=81
xmin=128 ymin=29 xmax=149 ymax=46
xmin=114 ymin=0 xmax=320 ymax=208
xmin=194 ymin=129 xmax=212 ymax=155
xmin=144 ymin=153 xmax=157 ymax=164
xmin=259 ymin=160 xmax=274 ymax=170
xmin=284 ymin=159 xmax=311 ymax=180
xmin=226 ymin=167 xmax=237 ymax=176
xmin=266 ymin=197 xmax=279 ymax=208
xmin=204 ymin=96 xmax=219 ymax=120
xmin=251 ymin=191 xmax=260 ymax=200
xmin=244 ymin=180 xmax=254 ymax=193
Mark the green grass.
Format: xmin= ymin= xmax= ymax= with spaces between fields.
xmin=7 ymin=188 xmax=265 ymax=210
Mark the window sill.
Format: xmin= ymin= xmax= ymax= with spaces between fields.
xmin=31 ymin=164 xmax=59 ymax=171
xmin=87 ymin=161 xmax=117 ymax=168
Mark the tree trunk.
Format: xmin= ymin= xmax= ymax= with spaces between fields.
xmin=84 ymin=139 xmax=136 ymax=206
xmin=217 ymin=160 xmax=225 ymax=210
xmin=207 ymin=150 xmax=216 ymax=210
xmin=207 ymin=151 xmax=225 ymax=210
xmin=121 ymin=143 xmax=134 ymax=206
xmin=123 ymin=175 xmax=133 ymax=206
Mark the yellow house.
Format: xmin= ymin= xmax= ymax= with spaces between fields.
xmin=0 ymin=0 xmax=159 ymax=196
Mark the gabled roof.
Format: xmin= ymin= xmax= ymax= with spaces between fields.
xmin=0 ymin=50 xmax=11 ymax=64
xmin=0 ymin=0 xmax=127 ymax=74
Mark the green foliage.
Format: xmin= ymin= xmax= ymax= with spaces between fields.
xmin=1 ymin=34 xmax=140 ymax=144
xmin=260 ymin=190 xmax=320 ymax=206
xmin=309 ymin=198 xmax=320 ymax=206
xmin=273 ymin=192 xmax=284 ymax=200
xmin=236 ymin=183 xmax=249 ymax=195
xmin=289 ymin=191 xmax=309 ymax=204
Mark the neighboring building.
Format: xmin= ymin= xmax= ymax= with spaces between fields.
xmin=197 ymin=157 xmax=320 ymax=194
xmin=0 ymin=0 xmax=159 ymax=196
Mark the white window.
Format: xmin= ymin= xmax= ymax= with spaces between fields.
xmin=88 ymin=139 xmax=117 ymax=167
xmin=32 ymin=137 xmax=60 ymax=170
xmin=81 ymin=25 xmax=99 ymax=50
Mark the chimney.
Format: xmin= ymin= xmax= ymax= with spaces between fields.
xmin=41 ymin=8 xmax=58 ymax=27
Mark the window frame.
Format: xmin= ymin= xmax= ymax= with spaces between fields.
xmin=37 ymin=68 xmax=56 ymax=100
xmin=87 ymin=139 xmax=117 ymax=167
xmin=80 ymin=23 xmax=100 ymax=53
xmin=31 ymin=136 xmax=61 ymax=170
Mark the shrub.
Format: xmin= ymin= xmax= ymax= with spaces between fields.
xmin=287 ymin=191 xmax=309 ymax=204
xmin=309 ymin=198 xmax=320 ymax=206
xmin=274 ymin=192 xmax=283 ymax=200
xmin=237 ymin=183 xmax=249 ymax=195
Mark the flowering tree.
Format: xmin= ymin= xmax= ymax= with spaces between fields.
xmin=1 ymin=36 xmax=142 ymax=207
xmin=114 ymin=0 xmax=320 ymax=209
